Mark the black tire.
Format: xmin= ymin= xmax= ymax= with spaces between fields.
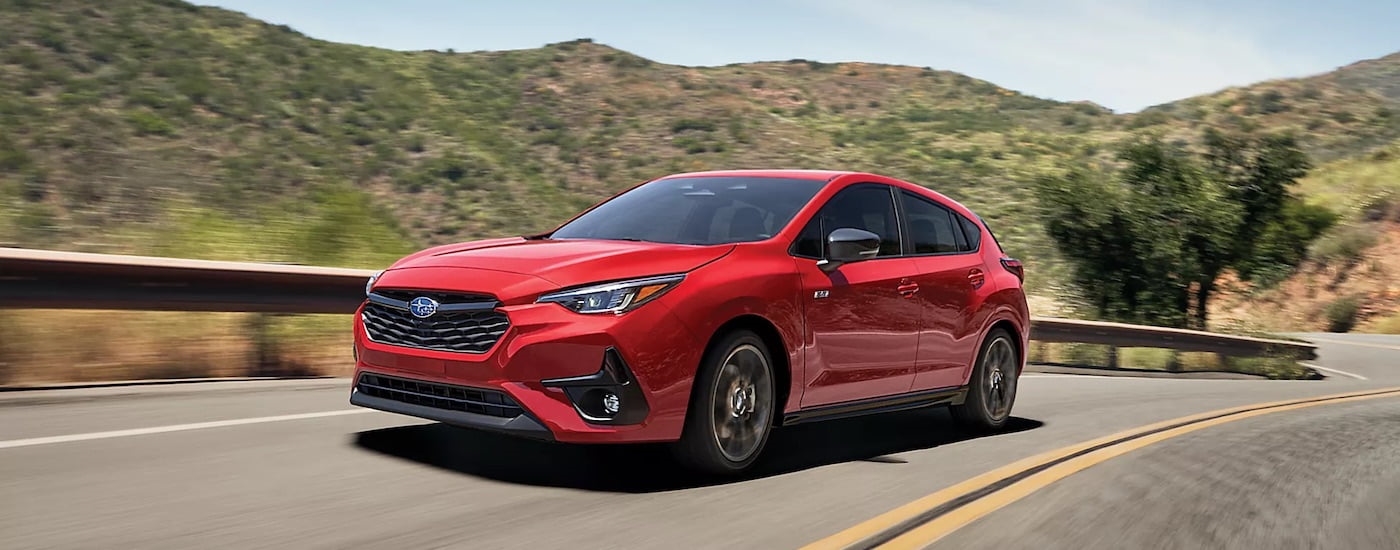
xmin=671 ymin=329 xmax=776 ymax=475
xmin=950 ymin=327 xmax=1020 ymax=431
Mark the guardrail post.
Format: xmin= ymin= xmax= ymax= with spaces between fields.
xmin=248 ymin=313 xmax=276 ymax=377
xmin=1166 ymin=351 xmax=1182 ymax=372
xmin=1106 ymin=346 xmax=1119 ymax=369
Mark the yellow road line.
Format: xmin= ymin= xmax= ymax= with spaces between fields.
xmin=800 ymin=386 xmax=1400 ymax=550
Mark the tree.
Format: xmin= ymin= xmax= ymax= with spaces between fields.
xmin=1036 ymin=130 xmax=1329 ymax=330
xmin=1036 ymin=165 xmax=1164 ymax=323
xmin=1202 ymin=129 xmax=1334 ymax=284
xmin=1117 ymin=136 xmax=1240 ymax=329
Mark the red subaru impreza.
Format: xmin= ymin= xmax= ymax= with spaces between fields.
xmin=351 ymin=169 xmax=1029 ymax=474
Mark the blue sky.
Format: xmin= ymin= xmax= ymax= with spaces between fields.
xmin=195 ymin=0 xmax=1398 ymax=113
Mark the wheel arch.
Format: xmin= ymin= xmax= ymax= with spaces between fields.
xmin=966 ymin=310 xmax=1028 ymax=382
xmin=703 ymin=314 xmax=794 ymax=422
xmin=986 ymin=319 xmax=1024 ymax=373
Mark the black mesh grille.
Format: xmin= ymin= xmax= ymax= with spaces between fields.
xmin=356 ymin=373 xmax=524 ymax=418
xmin=362 ymin=291 xmax=508 ymax=354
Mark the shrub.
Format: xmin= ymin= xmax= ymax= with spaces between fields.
xmin=1324 ymin=295 xmax=1362 ymax=333
xmin=670 ymin=118 xmax=716 ymax=133
xmin=1308 ymin=223 xmax=1379 ymax=266
xmin=125 ymin=109 xmax=174 ymax=135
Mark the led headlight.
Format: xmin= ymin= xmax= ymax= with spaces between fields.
xmin=365 ymin=270 xmax=384 ymax=296
xmin=536 ymin=274 xmax=685 ymax=314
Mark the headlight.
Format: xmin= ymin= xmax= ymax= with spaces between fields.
xmin=536 ymin=274 xmax=685 ymax=314
xmin=365 ymin=270 xmax=384 ymax=296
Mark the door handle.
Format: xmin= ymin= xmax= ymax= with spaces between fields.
xmin=968 ymin=268 xmax=985 ymax=289
xmin=897 ymin=282 xmax=920 ymax=297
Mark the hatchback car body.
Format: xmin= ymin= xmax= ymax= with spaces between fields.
xmin=351 ymin=169 xmax=1029 ymax=474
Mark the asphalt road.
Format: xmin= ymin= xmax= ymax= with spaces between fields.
xmin=2 ymin=333 xmax=1397 ymax=550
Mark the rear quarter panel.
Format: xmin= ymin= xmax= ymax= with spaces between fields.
xmin=957 ymin=241 xmax=1031 ymax=383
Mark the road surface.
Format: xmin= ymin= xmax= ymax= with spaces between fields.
xmin=2 ymin=333 xmax=1397 ymax=549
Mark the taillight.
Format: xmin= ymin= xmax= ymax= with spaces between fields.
xmin=1000 ymin=257 xmax=1024 ymax=283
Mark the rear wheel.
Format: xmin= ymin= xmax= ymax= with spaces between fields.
xmin=672 ymin=330 xmax=776 ymax=475
xmin=951 ymin=327 xmax=1019 ymax=431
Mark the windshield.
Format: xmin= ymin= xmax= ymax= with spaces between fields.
xmin=548 ymin=176 xmax=827 ymax=245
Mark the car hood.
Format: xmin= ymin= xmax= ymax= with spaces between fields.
xmin=386 ymin=237 xmax=734 ymax=289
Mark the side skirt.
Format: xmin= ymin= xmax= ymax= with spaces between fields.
xmin=780 ymin=386 xmax=968 ymax=426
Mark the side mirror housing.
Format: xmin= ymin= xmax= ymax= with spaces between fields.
xmin=818 ymin=227 xmax=880 ymax=272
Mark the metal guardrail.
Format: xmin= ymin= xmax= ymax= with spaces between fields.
xmin=0 ymin=247 xmax=373 ymax=314
xmin=1030 ymin=317 xmax=1318 ymax=360
xmin=0 ymin=247 xmax=1318 ymax=360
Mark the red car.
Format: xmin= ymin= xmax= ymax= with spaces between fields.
xmin=351 ymin=169 xmax=1029 ymax=474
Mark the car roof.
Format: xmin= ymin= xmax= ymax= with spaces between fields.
xmin=659 ymin=169 xmax=855 ymax=181
xmin=655 ymin=168 xmax=953 ymax=202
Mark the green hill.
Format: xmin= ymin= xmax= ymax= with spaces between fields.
xmin=1132 ymin=52 xmax=1400 ymax=163
xmin=2 ymin=0 xmax=1398 ymax=311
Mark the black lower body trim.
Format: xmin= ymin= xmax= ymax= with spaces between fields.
xmin=781 ymin=386 xmax=967 ymax=426
xmin=350 ymin=387 xmax=555 ymax=442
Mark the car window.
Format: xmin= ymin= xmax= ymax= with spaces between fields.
xmin=976 ymin=214 xmax=1003 ymax=252
xmin=549 ymin=176 xmax=825 ymax=245
xmin=900 ymin=191 xmax=964 ymax=254
xmin=793 ymin=184 xmax=902 ymax=258
xmin=958 ymin=215 xmax=982 ymax=251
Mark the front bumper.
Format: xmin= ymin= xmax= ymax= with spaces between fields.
xmin=350 ymin=283 xmax=703 ymax=444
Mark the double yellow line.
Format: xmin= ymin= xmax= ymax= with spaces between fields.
xmin=801 ymin=386 xmax=1400 ymax=550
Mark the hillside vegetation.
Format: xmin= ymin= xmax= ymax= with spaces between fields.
xmin=3 ymin=1 xmax=1399 ymax=295
xmin=1 ymin=0 xmax=1399 ymax=384
xmin=1212 ymin=138 xmax=1400 ymax=334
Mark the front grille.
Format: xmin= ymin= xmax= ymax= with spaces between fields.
xmin=356 ymin=373 xmax=524 ymax=418
xmin=362 ymin=290 xmax=509 ymax=354
xmin=372 ymin=289 xmax=496 ymax=305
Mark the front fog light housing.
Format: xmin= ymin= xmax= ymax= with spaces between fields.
xmin=536 ymin=274 xmax=684 ymax=314
xmin=541 ymin=348 xmax=651 ymax=425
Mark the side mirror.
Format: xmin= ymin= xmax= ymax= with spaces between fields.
xmin=818 ymin=227 xmax=880 ymax=272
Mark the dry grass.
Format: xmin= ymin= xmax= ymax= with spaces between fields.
xmin=0 ymin=310 xmax=352 ymax=386
xmin=0 ymin=310 xmax=1322 ymax=385
xmin=1211 ymin=221 xmax=1400 ymax=333
xmin=1366 ymin=312 xmax=1400 ymax=334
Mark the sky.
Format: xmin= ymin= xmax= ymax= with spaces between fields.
xmin=194 ymin=0 xmax=1399 ymax=113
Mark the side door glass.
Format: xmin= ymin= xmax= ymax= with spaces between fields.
xmin=793 ymin=185 xmax=902 ymax=259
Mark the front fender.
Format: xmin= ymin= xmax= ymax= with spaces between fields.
xmin=653 ymin=249 xmax=806 ymax=412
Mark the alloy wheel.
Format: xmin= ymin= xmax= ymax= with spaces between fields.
xmin=710 ymin=343 xmax=774 ymax=463
xmin=982 ymin=336 xmax=1016 ymax=420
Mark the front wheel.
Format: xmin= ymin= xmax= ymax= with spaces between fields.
xmin=671 ymin=330 xmax=776 ymax=475
xmin=950 ymin=327 xmax=1020 ymax=431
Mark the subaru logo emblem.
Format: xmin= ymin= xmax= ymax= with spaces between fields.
xmin=408 ymin=296 xmax=439 ymax=318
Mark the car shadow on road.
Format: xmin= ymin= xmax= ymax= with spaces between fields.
xmin=352 ymin=407 xmax=1043 ymax=493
